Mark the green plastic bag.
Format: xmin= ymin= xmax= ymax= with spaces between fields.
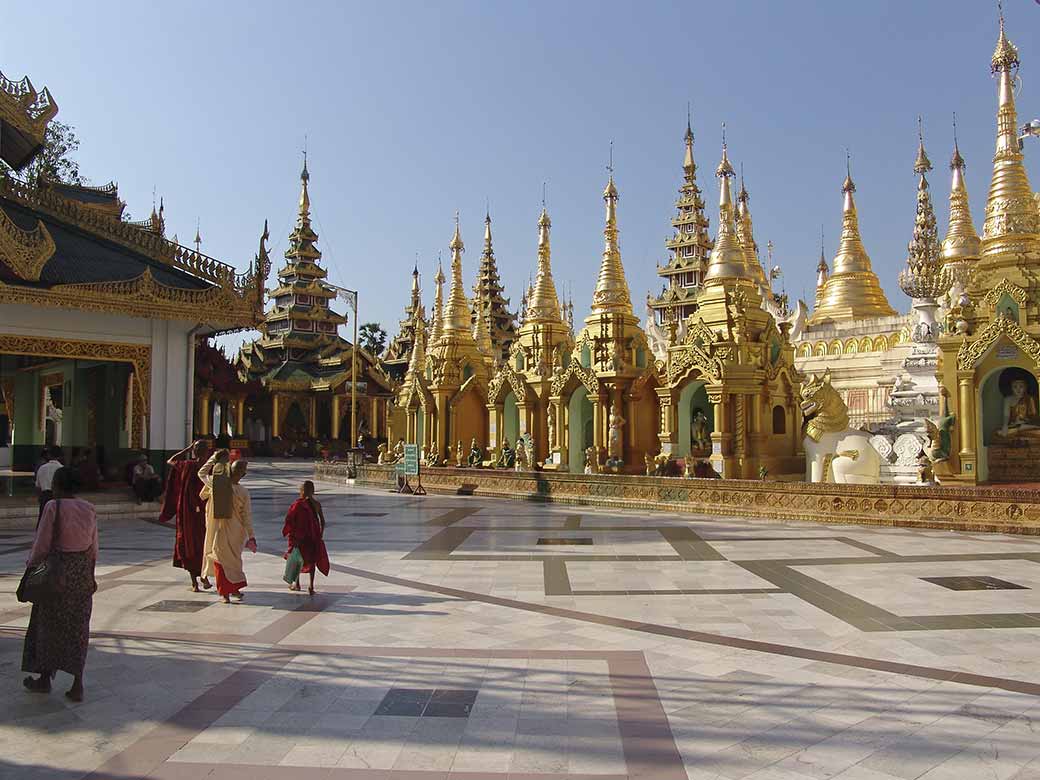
xmin=283 ymin=547 xmax=304 ymax=585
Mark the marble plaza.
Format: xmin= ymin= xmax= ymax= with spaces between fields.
xmin=4 ymin=461 xmax=1040 ymax=779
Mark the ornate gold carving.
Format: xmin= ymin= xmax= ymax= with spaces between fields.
xmin=800 ymin=371 xmax=850 ymax=443
xmin=0 ymin=208 xmax=55 ymax=281
xmin=957 ymin=313 xmax=1040 ymax=371
xmin=0 ymin=333 xmax=150 ymax=448
xmin=0 ymin=70 xmax=57 ymax=149
xmin=981 ymin=278 xmax=1028 ymax=309
xmin=550 ymin=359 xmax=598 ymax=398
xmin=0 ymin=377 xmax=14 ymax=422
xmin=488 ymin=361 xmax=528 ymax=403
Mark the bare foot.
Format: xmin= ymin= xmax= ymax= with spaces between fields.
xmin=288 ymin=583 xmax=300 ymax=592
xmin=65 ymin=687 xmax=83 ymax=703
xmin=308 ymin=587 xmax=315 ymax=596
xmin=222 ymin=595 xmax=231 ymax=604
xmin=232 ymin=592 xmax=244 ymax=601
xmin=190 ymin=584 xmax=200 ymax=593
xmin=201 ymin=578 xmax=212 ymax=590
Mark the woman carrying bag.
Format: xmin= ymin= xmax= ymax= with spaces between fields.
xmin=282 ymin=481 xmax=329 ymax=595
xmin=20 ymin=467 xmax=98 ymax=702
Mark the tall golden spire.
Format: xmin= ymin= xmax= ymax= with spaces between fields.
xmin=298 ymin=152 xmax=311 ymax=220
xmin=703 ymin=132 xmax=748 ymax=283
xmin=810 ymin=153 xmax=897 ymax=323
xmin=590 ymin=148 xmax=634 ymax=315
xmin=406 ymin=305 xmax=427 ymax=377
xmin=941 ymin=115 xmax=981 ymax=265
xmin=981 ymin=6 xmax=1039 ymax=262
xmin=283 ymin=152 xmax=322 ymax=267
xmin=735 ymin=166 xmax=769 ymax=287
xmin=526 ymin=206 xmax=565 ymax=324
xmin=899 ymin=120 xmax=950 ymax=302
xmin=430 ymin=257 xmax=445 ymax=345
xmin=814 ymin=227 xmax=829 ymax=311
xmin=442 ymin=213 xmax=474 ymax=337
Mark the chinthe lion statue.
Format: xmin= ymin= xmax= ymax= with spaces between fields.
xmin=800 ymin=371 xmax=880 ymax=484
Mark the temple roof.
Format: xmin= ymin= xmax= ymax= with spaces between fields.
xmin=0 ymin=197 xmax=210 ymax=290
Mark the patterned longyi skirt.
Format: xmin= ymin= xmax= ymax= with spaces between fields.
xmin=21 ymin=551 xmax=96 ymax=677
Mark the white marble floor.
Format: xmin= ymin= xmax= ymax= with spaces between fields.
xmin=3 ymin=459 xmax=1040 ymax=779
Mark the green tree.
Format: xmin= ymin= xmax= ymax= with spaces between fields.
xmin=358 ymin=322 xmax=388 ymax=355
xmin=1 ymin=120 xmax=84 ymax=186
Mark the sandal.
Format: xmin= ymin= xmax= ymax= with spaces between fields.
xmin=23 ymin=675 xmax=50 ymax=694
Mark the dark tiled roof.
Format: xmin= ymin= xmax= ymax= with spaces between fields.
xmin=0 ymin=199 xmax=210 ymax=290
xmin=43 ymin=180 xmax=120 ymax=207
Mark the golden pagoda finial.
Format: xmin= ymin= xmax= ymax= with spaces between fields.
xmin=194 ymin=217 xmax=201 ymax=254
xmin=942 ymin=112 xmax=981 ymax=265
xmin=704 ymin=129 xmax=747 ymax=283
xmin=735 ymin=164 xmax=768 ymax=286
xmin=298 ymin=148 xmax=311 ymax=219
xmin=683 ymin=103 xmax=695 ymax=172
xmin=527 ymin=201 xmax=564 ymax=324
xmin=900 ymin=122 xmax=950 ymax=301
xmin=430 ymin=254 xmax=445 ymax=345
xmin=914 ymin=116 xmax=931 ymax=174
xmin=981 ymin=1 xmax=1039 ymax=259
xmin=814 ymin=226 xmax=829 ymax=311
xmin=406 ymin=306 xmax=427 ymax=377
xmin=484 ymin=208 xmax=493 ymax=252
xmin=810 ymin=151 xmax=897 ymax=322
xmin=442 ymin=214 xmax=473 ymax=336
xmin=590 ymin=144 xmax=633 ymax=314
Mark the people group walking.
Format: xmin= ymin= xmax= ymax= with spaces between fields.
xmin=20 ymin=445 xmax=333 ymax=702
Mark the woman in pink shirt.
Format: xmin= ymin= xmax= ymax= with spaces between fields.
xmin=22 ymin=467 xmax=98 ymax=702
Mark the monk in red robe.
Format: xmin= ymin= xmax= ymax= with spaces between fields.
xmin=161 ymin=440 xmax=211 ymax=592
xmin=282 ymin=480 xmax=329 ymax=595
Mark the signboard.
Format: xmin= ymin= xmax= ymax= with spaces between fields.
xmin=403 ymin=443 xmax=420 ymax=476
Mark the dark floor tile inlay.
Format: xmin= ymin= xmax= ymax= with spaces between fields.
xmin=373 ymin=687 xmax=478 ymax=718
xmin=921 ymin=576 xmax=1029 ymax=591
xmin=537 ymin=537 xmax=594 ymax=546
xmin=349 ymin=512 xmax=388 ymax=517
xmin=139 ymin=600 xmax=212 ymax=613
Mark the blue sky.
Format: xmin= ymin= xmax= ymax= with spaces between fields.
xmin=4 ymin=1 xmax=1037 ymax=350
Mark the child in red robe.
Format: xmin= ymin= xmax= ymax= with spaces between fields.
xmin=282 ymin=481 xmax=330 ymax=595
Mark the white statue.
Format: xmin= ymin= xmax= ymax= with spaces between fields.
xmin=800 ymin=371 xmax=881 ymax=484
xmin=515 ymin=438 xmax=529 ymax=471
xmin=547 ymin=404 xmax=557 ymax=449
xmin=607 ymin=403 xmax=625 ymax=460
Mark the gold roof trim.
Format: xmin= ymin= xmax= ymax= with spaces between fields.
xmin=0 ymin=71 xmax=57 ymax=150
xmin=0 ymin=206 xmax=55 ymax=281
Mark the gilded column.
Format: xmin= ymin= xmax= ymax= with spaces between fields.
xmin=271 ymin=394 xmax=281 ymax=439
xmin=332 ymin=395 xmax=341 ymax=440
xmin=656 ymin=387 xmax=675 ymax=454
xmin=236 ymin=396 xmax=246 ymax=437
xmin=957 ymin=372 xmax=976 ymax=475
xmin=199 ymin=392 xmax=211 ymax=437
xmin=308 ymin=397 xmax=317 ymax=438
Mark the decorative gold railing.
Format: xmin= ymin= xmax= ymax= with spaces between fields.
xmin=0 ymin=70 xmax=57 ymax=127
xmin=0 ymin=172 xmax=261 ymax=296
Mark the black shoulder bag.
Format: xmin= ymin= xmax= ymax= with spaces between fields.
xmin=16 ymin=499 xmax=66 ymax=603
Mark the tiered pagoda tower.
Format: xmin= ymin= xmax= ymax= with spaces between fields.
xmin=936 ymin=11 xmax=1040 ymax=484
xmin=471 ymin=212 xmax=517 ymax=362
xmin=939 ymin=127 xmax=981 ymax=306
xmin=383 ymin=263 xmax=423 ymax=381
xmin=422 ymin=217 xmax=490 ymax=463
xmin=648 ymin=118 xmax=712 ymax=326
xmin=238 ymin=158 xmax=393 ymax=443
xmin=655 ymin=139 xmax=802 ymax=478
xmin=488 ymin=205 xmax=573 ymax=465
xmin=551 ymin=171 xmax=659 ymax=473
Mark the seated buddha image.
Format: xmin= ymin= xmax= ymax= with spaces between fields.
xmin=993 ymin=371 xmax=1040 ymax=443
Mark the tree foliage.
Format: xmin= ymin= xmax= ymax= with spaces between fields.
xmin=1 ymin=120 xmax=84 ymax=186
xmin=358 ymin=322 xmax=388 ymax=356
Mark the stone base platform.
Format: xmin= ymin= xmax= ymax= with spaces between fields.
xmin=317 ymin=463 xmax=1040 ymax=535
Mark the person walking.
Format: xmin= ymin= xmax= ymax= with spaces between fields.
xmin=282 ymin=480 xmax=329 ymax=595
xmin=35 ymin=447 xmax=62 ymax=522
xmin=21 ymin=467 xmax=98 ymax=702
xmin=199 ymin=452 xmax=255 ymax=603
xmin=161 ymin=440 xmax=211 ymax=592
